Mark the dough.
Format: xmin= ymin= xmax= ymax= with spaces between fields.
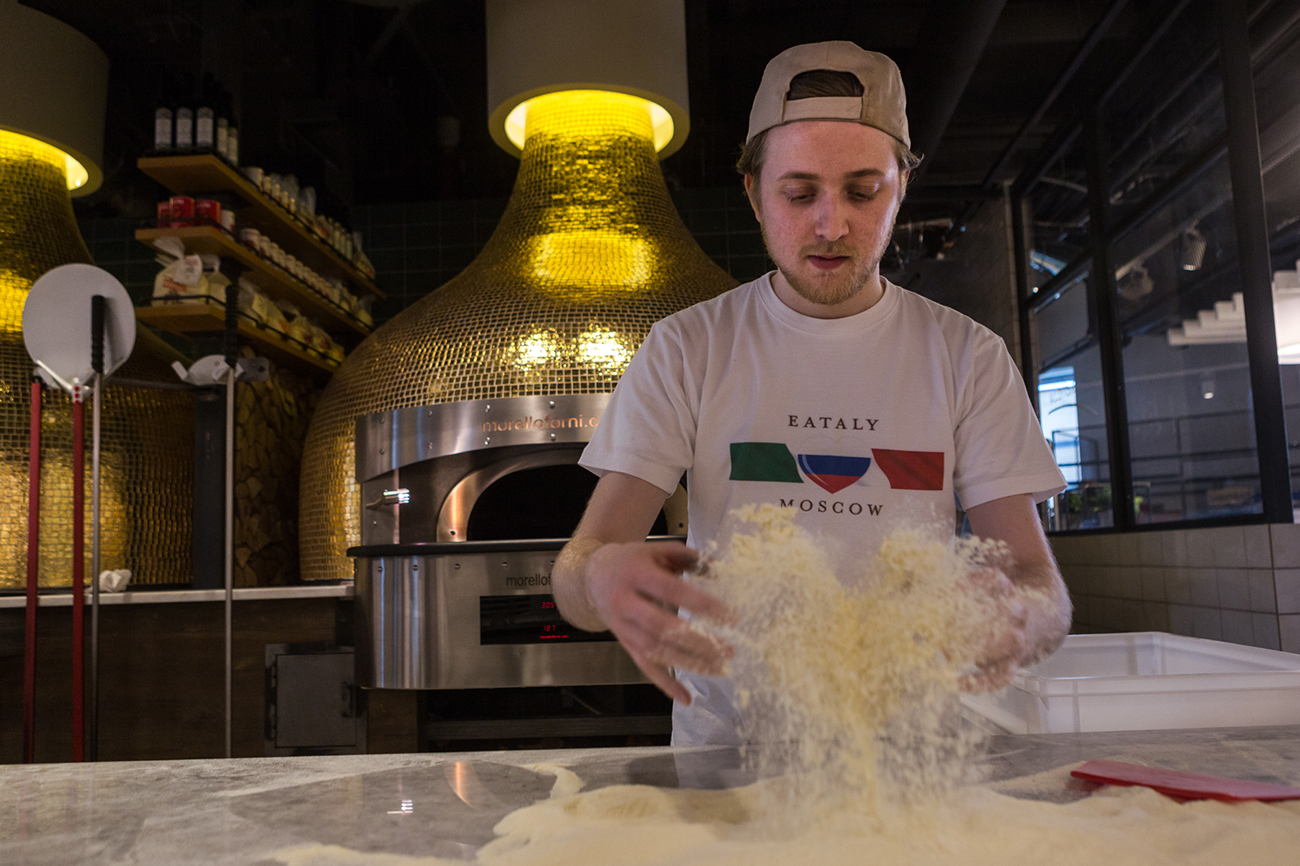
xmin=272 ymin=767 xmax=1300 ymax=866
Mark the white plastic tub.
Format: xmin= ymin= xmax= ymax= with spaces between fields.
xmin=960 ymin=632 xmax=1300 ymax=734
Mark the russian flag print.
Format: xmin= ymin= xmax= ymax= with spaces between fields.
xmin=796 ymin=454 xmax=872 ymax=493
xmin=728 ymin=442 xmax=944 ymax=492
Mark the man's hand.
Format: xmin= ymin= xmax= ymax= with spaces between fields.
xmin=959 ymin=568 xmax=1029 ymax=693
xmin=552 ymin=472 xmax=734 ymax=705
xmin=585 ymin=542 xmax=733 ymax=704
xmin=961 ymin=493 xmax=1073 ymax=693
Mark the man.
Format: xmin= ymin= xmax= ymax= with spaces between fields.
xmin=553 ymin=41 xmax=1071 ymax=747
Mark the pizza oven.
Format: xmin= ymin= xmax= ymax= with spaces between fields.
xmin=348 ymin=393 xmax=686 ymax=689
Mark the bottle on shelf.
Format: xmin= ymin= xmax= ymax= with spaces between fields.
xmin=175 ymin=106 xmax=193 ymax=151
xmin=174 ymin=73 xmax=195 ymax=151
xmin=209 ymin=85 xmax=238 ymax=165
xmin=195 ymin=73 xmax=215 ymax=150
xmin=196 ymin=106 xmax=214 ymax=150
xmin=154 ymin=104 xmax=173 ymax=152
xmin=216 ymin=116 xmax=229 ymax=160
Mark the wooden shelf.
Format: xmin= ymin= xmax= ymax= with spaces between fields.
xmin=135 ymin=226 xmax=370 ymax=338
xmin=136 ymin=301 xmax=341 ymax=377
xmin=137 ymin=154 xmax=384 ymax=300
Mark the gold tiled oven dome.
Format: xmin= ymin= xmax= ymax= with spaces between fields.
xmin=0 ymin=131 xmax=193 ymax=588
xmin=298 ymin=89 xmax=738 ymax=580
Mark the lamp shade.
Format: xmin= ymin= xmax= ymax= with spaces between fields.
xmin=0 ymin=0 xmax=108 ymax=195
xmin=486 ymin=0 xmax=690 ymax=158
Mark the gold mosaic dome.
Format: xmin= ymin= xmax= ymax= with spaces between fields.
xmin=0 ymin=131 xmax=192 ymax=588
xmin=299 ymin=90 xmax=739 ymax=580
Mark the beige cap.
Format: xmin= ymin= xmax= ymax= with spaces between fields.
xmin=746 ymin=41 xmax=909 ymax=149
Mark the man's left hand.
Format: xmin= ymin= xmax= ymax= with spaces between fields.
xmin=959 ymin=568 xmax=1030 ymax=693
xmin=962 ymin=493 xmax=1074 ymax=692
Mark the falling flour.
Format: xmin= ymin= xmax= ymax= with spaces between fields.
xmin=691 ymin=502 xmax=1007 ymax=812
xmin=272 ymin=506 xmax=1300 ymax=866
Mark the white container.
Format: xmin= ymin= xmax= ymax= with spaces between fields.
xmin=960 ymin=632 xmax=1300 ymax=734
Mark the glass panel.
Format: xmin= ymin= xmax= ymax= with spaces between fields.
xmin=1282 ymin=368 xmax=1300 ymax=518
xmin=1026 ymin=131 xmax=1091 ymax=292
xmin=1108 ymin=105 xmax=1262 ymax=522
xmin=1102 ymin=1 xmax=1226 ymax=228
xmin=1123 ymin=338 xmax=1259 ymax=522
xmin=1111 ymin=156 xmax=1236 ymax=334
xmin=1032 ymin=298 xmax=1111 ymax=531
xmin=1256 ymin=21 xmax=1300 ymax=518
xmin=1034 ymin=273 xmax=1090 ymax=367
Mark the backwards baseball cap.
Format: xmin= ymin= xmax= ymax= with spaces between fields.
xmin=746 ymin=41 xmax=910 ymax=150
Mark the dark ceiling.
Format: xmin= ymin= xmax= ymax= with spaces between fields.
xmin=28 ymin=0 xmax=1182 ymax=229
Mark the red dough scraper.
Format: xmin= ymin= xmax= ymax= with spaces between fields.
xmin=1071 ymin=760 xmax=1300 ymax=802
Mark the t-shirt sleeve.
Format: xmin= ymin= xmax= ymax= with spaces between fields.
xmin=579 ymin=321 xmax=698 ymax=496
xmin=951 ymin=332 xmax=1067 ymax=510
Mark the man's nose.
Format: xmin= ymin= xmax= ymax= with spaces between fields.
xmin=813 ymin=195 xmax=850 ymax=241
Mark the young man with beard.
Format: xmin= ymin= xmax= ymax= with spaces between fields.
xmin=553 ymin=41 xmax=1071 ymax=746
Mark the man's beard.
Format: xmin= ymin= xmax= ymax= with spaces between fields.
xmin=761 ymin=226 xmax=889 ymax=308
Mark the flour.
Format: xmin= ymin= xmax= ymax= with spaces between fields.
xmin=271 ymin=506 xmax=1299 ymax=866
xmin=690 ymin=503 xmax=1004 ymax=814
xmin=272 ymin=772 xmax=1300 ymax=866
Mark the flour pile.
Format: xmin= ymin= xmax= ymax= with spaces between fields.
xmin=273 ymin=766 xmax=1300 ymax=866
xmin=692 ymin=503 xmax=1004 ymax=811
xmin=271 ymin=505 xmax=1300 ymax=866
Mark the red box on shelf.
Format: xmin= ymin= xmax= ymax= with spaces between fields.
xmin=196 ymin=199 xmax=221 ymax=226
xmin=169 ymin=195 xmax=195 ymax=228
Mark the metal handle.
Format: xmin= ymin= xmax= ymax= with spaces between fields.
xmin=90 ymin=294 xmax=105 ymax=375
xmin=367 ymin=488 xmax=410 ymax=509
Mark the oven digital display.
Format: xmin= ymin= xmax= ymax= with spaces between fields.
xmin=480 ymin=594 xmax=617 ymax=644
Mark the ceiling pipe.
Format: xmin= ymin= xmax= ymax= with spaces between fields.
xmin=903 ymin=0 xmax=1007 ymax=182
xmin=946 ymin=0 xmax=1131 ymax=239
xmin=1022 ymin=0 xmax=1300 ymax=295
xmin=1011 ymin=0 xmax=1193 ymax=202
xmin=980 ymin=0 xmax=1131 ymax=193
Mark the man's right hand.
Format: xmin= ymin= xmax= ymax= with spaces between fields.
xmin=584 ymin=541 xmax=733 ymax=704
xmin=551 ymin=472 xmax=734 ymax=705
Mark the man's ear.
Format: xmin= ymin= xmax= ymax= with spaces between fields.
xmin=744 ymin=174 xmax=761 ymax=223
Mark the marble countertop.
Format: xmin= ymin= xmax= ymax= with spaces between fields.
xmin=2 ymin=725 xmax=1298 ymax=865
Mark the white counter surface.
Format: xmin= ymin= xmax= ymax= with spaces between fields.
xmin=1 ymin=726 xmax=1298 ymax=865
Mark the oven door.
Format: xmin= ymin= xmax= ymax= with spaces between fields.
xmin=351 ymin=541 xmax=652 ymax=689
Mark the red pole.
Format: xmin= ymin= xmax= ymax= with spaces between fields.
xmin=23 ymin=379 xmax=41 ymax=764
xmin=71 ymin=391 xmax=84 ymax=763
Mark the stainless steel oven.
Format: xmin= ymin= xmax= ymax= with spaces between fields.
xmin=349 ymin=393 xmax=686 ymax=689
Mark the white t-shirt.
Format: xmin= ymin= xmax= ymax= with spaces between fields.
xmin=579 ymin=272 xmax=1066 ymax=745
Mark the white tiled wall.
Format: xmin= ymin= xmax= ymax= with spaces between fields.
xmin=1051 ymin=523 xmax=1300 ymax=653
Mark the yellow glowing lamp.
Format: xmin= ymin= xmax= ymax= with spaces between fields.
xmin=505 ymin=94 xmax=675 ymax=153
xmin=486 ymin=0 xmax=690 ymax=159
xmin=0 ymin=130 xmax=91 ymax=192
xmin=0 ymin=1 xmax=108 ymax=197
xmin=64 ymin=152 xmax=91 ymax=192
